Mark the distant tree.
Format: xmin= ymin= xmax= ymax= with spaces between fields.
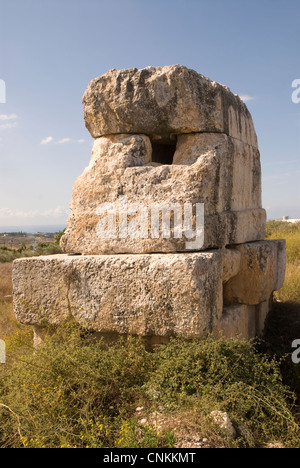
xmin=18 ymin=243 xmax=27 ymax=253
xmin=54 ymin=229 xmax=66 ymax=245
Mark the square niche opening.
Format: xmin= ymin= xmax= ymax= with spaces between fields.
xmin=151 ymin=140 xmax=177 ymax=165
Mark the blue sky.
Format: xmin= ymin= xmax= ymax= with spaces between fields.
xmin=0 ymin=0 xmax=299 ymax=227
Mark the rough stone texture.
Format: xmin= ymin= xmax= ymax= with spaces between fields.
xmin=224 ymin=239 xmax=286 ymax=305
xmin=0 ymin=339 xmax=5 ymax=363
xmin=216 ymin=304 xmax=257 ymax=340
xmin=256 ymin=300 xmax=270 ymax=336
xmin=13 ymin=252 xmax=225 ymax=338
xmin=12 ymin=65 xmax=286 ymax=342
xmin=60 ymin=132 xmax=266 ymax=255
xmin=210 ymin=411 xmax=237 ymax=439
xmin=33 ymin=325 xmax=49 ymax=348
xmin=222 ymin=248 xmax=241 ymax=284
xmin=83 ymin=65 xmax=258 ymax=148
xmin=13 ymin=240 xmax=284 ymax=340
xmin=173 ymin=133 xmax=262 ymax=211
xmin=61 ymin=66 xmax=265 ymax=255
xmin=215 ymin=297 xmax=273 ymax=340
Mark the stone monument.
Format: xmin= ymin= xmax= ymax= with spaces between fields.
xmin=13 ymin=65 xmax=286 ymax=344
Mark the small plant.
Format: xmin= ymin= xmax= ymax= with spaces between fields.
xmin=146 ymin=336 xmax=300 ymax=447
xmin=0 ymin=320 xmax=299 ymax=448
xmin=0 ymin=320 xmax=155 ymax=448
xmin=115 ymin=419 xmax=175 ymax=448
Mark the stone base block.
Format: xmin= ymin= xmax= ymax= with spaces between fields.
xmin=215 ymin=300 xmax=271 ymax=340
xmin=224 ymin=239 xmax=286 ymax=305
xmin=13 ymin=252 xmax=224 ymax=339
xmin=13 ymin=240 xmax=285 ymax=341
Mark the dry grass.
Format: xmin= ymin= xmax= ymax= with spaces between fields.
xmin=0 ymin=263 xmax=12 ymax=300
xmin=275 ymin=261 xmax=300 ymax=304
xmin=266 ymin=222 xmax=300 ymax=305
xmin=0 ymin=263 xmax=17 ymax=338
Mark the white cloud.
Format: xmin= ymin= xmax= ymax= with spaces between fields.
xmin=239 ymin=95 xmax=254 ymax=103
xmin=0 ymin=114 xmax=18 ymax=121
xmin=0 ymin=206 xmax=69 ymax=220
xmin=0 ymin=114 xmax=18 ymax=131
xmin=0 ymin=121 xmax=17 ymax=131
xmin=57 ymin=137 xmax=71 ymax=144
xmin=43 ymin=206 xmax=69 ymax=217
xmin=41 ymin=136 xmax=86 ymax=145
xmin=41 ymin=136 xmax=54 ymax=145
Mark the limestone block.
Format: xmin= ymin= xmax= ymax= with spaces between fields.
xmin=60 ymin=132 xmax=266 ymax=255
xmin=275 ymin=239 xmax=287 ymax=290
xmin=210 ymin=411 xmax=237 ymax=439
xmin=216 ymin=298 xmax=271 ymax=340
xmin=224 ymin=240 xmax=286 ymax=306
xmin=13 ymin=252 xmax=224 ymax=339
xmin=11 ymin=65 xmax=287 ymax=344
xmin=89 ymin=133 xmax=152 ymax=168
xmin=33 ymin=325 xmax=49 ymax=347
xmin=83 ymin=65 xmax=258 ymax=147
xmin=173 ymin=133 xmax=262 ymax=211
xmin=224 ymin=208 xmax=266 ymax=245
xmin=255 ymin=300 xmax=270 ymax=336
xmin=215 ymin=304 xmax=256 ymax=340
xmin=222 ymin=248 xmax=241 ymax=283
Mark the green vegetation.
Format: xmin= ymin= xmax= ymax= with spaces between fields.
xmin=266 ymin=221 xmax=300 ymax=302
xmin=266 ymin=221 xmax=300 ymax=263
xmin=148 ymin=337 xmax=299 ymax=447
xmin=262 ymin=220 xmax=300 ymax=417
xmin=0 ymin=322 xmax=175 ymax=449
xmin=0 ymin=245 xmax=33 ymax=263
xmin=0 ymin=320 xmax=298 ymax=448
xmin=0 ymin=230 xmax=64 ymax=263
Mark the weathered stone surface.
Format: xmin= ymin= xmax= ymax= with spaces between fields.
xmin=13 ymin=253 xmax=224 ymax=339
xmin=216 ymin=304 xmax=257 ymax=340
xmin=13 ymin=241 xmax=284 ymax=340
xmin=173 ymin=133 xmax=262 ymax=211
xmin=222 ymin=248 xmax=241 ymax=283
xmin=12 ymin=65 xmax=287 ymax=343
xmin=256 ymin=300 xmax=270 ymax=336
xmin=60 ymin=132 xmax=266 ymax=255
xmin=210 ymin=411 xmax=237 ymax=439
xmin=216 ymin=298 xmax=272 ymax=340
xmin=0 ymin=339 xmax=5 ymax=364
xmin=224 ymin=240 xmax=286 ymax=305
xmin=33 ymin=325 xmax=49 ymax=347
xmin=83 ymin=65 xmax=258 ymax=147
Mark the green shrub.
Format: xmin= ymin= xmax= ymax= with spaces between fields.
xmin=54 ymin=230 xmax=66 ymax=245
xmin=0 ymin=233 xmax=64 ymax=263
xmin=0 ymin=248 xmax=33 ymax=263
xmin=0 ymin=320 xmax=171 ymax=448
xmin=146 ymin=337 xmax=299 ymax=447
xmin=115 ymin=420 xmax=176 ymax=448
xmin=34 ymin=243 xmax=62 ymax=256
xmin=0 ymin=322 xmax=298 ymax=448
